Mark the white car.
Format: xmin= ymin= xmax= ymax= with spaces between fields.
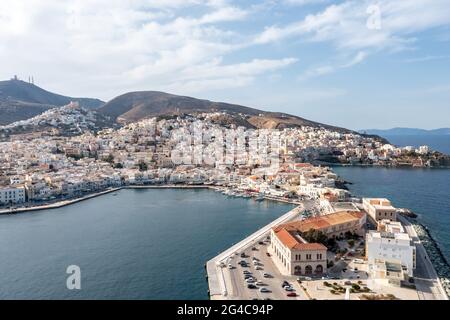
xmin=284 ymin=286 xmax=295 ymax=292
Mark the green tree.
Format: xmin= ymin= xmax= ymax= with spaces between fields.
xmin=138 ymin=161 xmax=148 ymax=172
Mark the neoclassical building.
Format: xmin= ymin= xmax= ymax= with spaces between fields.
xmin=269 ymin=227 xmax=327 ymax=276
xmin=269 ymin=210 xmax=367 ymax=276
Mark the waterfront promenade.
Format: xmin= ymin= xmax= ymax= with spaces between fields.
xmin=0 ymin=187 xmax=121 ymax=215
xmin=0 ymin=185 xmax=212 ymax=215
xmin=206 ymin=205 xmax=303 ymax=299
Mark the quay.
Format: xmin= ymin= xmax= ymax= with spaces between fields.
xmin=0 ymin=187 xmax=121 ymax=215
xmin=206 ymin=204 xmax=303 ymax=300
xmin=0 ymin=184 xmax=301 ymax=216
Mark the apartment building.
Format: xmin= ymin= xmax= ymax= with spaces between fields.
xmin=366 ymin=228 xmax=416 ymax=279
xmin=0 ymin=186 xmax=26 ymax=205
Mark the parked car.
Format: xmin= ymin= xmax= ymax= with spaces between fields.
xmin=247 ymin=284 xmax=257 ymax=289
xmin=282 ymin=281 xmax=290 ymax=288
xmin=251 ymin=247 xmax=257 ymax=251
xmin=256 ymin=281 xmax=264 ymax=286
xmin=266 ymin=252 xmax=271 ymax=257
xmin=255 ymin=266 xmax=263 ymax=270
xmin=259 ymin=287 xmax=270 ymax=293
xmin=258 ymin=241 xmax=264 ymax=245
xmin=263 ymin=273 xmax=271 ymax=278
xmin=287 ymin=292 xmax=297 ymax=297
xmin=284 ymin=286 xmax=295 ymax=292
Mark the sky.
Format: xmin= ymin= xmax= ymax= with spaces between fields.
xmin=0 ymin=0 xmax=449 ymax=130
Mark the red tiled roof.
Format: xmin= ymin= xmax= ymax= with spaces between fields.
xmin=274 ymin=228 xmax=327 ymax=251
xmin=273 ymin=210 xmax=365 ymax=234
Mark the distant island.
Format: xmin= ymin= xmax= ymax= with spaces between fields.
xmin=360 ymin=128 xmax=450 ymax=136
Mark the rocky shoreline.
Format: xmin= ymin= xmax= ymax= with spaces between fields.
xmin=411 ymin=220 xmax=450 ymax=297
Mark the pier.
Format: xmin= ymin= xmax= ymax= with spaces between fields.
xmin=206 ymin=204 xmax=303 ymax=299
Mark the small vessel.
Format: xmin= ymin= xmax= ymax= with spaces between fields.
xmin=255 ymin=194 xmax=265 ymax=201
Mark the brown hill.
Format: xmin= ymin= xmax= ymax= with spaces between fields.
xmin=98 ymin=91 xmax=353 ymax=133
xmin=0 ymin=79 xmax=104 ymax=125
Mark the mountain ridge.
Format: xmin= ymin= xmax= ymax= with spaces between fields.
xmin=0 ymin=79 xmax=104 ymax=125
xmin=98 ymin=90 xmax=360 ymax=135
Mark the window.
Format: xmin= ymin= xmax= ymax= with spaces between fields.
xmin=306 ymin=254 xmax=311 ymax=260
xmin=317 ymin=253 xmax=322 ymax=260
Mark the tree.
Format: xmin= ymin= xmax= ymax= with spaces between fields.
xmin=138 ymin=161 xmax=148 ymax=172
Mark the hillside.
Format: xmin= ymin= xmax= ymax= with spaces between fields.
xmin=98 ymin=91 xmax=354 ymax=134
xmin=0 ymin=102 xmax=114 ymax=141
xmin=0 ymin=79 xmax=104 ymax=125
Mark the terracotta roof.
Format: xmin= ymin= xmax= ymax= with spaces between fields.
xmin=273 ymin=210 xmax=365 ymax=234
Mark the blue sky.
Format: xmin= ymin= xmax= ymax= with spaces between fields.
xmin=0 ymin=0 xmax=449 ymax=130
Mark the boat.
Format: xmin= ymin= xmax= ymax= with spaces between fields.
xmin=255 ymin=194 xmax=265 ymax=201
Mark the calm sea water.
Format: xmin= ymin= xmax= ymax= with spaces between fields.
xmin=384 ymin=135 xmax=450 ymax=155
xmin=0 ymin=188 xmax=294 ymax=299
xmin=333 ymin=166 xmax=450 ymax=261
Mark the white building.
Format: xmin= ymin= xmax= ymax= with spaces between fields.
xmin=0 ymin=186 xmax=26 ymax=205
xmin=363 ymin=198 xmax=397 ymax=222
xmin=366 ymin=230 xmax=416 ymax=278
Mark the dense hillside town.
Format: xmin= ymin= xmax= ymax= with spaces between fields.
xmin=0 ymin=105 xmax=448 ymax=206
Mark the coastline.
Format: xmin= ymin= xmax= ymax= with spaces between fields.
xmin=0 ymin=184 xmax=301 ymax=216
xmin=323 ymin=162 xmax=450 ymax=169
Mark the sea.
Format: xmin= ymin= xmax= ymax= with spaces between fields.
xmin=0 ymin=188 xmax=294 ymax=299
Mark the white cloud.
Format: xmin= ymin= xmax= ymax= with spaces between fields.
xmin=256 ymin=0 xmax=450 ymax=51
xmin=403 ymin=55 xmax=450 ymax=63
xmin=0 ymin=0 xmax=295 ymax=100
xmin=284 ymin=0 xmax=330 ymax=7
xmin=300 ymin=51 xmax=368 ymax=80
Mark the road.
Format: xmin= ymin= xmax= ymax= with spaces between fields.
xmin=399 ymin=216 xmax=448 ymax=300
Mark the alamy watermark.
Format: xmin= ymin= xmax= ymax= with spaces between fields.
xmin=66 ymin=265 xmax=81 ymax=290
xmin=367 ymin=4 xmax=381 ymax=30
